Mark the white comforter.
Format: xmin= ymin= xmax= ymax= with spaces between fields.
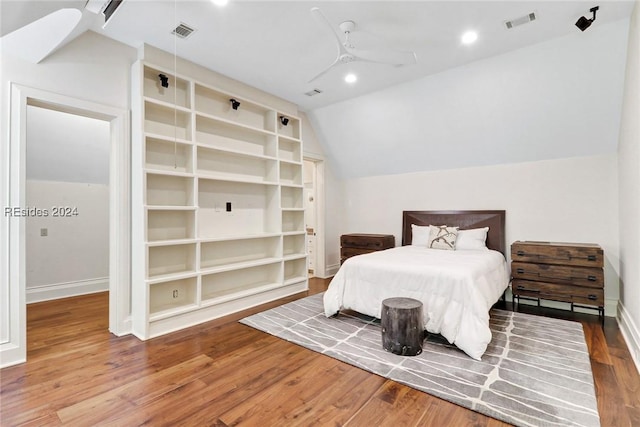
xmin=323 ymin=245 xmax=510 ymax=360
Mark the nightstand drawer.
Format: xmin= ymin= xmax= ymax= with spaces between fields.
xmin=511 ymin=241 xmax=603 ymax=268
xmin=340 ymin=234 xmax=395 ymax=249
xmin=512 ymin=279 xmax=604 ymax=306
xmin=341 ymin=247 xmax=379 ymax=259
xmin=511 ymin=261 xmax=604 ymax=288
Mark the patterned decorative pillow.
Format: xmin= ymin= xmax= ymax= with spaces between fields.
xmin=428 ymin=225 xmax=459 ymax=250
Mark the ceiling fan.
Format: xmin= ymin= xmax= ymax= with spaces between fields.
xmin=308 ymin=7 xmax=417 ymax=83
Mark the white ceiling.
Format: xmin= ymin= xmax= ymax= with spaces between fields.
xmin=1 ymin=1 xmax=635 ymax=111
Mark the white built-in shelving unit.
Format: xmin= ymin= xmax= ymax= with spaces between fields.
xmin=131 ymin=61 xmax=307 ymax=339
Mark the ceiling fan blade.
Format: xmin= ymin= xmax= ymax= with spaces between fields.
xmin=308 ymin=55 xmax=342 ymax=83
xmin=310 ymin=7 xmax=348 ymax=55
xmin=347 ymin=46 xmax=417 ymax=66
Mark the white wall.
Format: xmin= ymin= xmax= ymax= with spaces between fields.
xmin=0 ymin=30 xmax=136 ymax=365
xmin=309 ymin=19 xmax=629 ymax=179
xmin=618 ymin=1 xmax=640 ymax=370
xmin=24 ymin=101 xmax=110 ymax=303
xmin=344 ymin=154 xmax=620 ymax=315
xmin=26 ymin=105 xmax=110 ymax=184
xmin=301 ymin=113 xmax=347 ymax=275
xmin=25 ymin=180 xmax=109 ymax=302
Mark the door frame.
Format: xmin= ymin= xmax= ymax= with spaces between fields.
xmin=1 ymin=83 xmax=131 ymax=367
xmin=303 ymin=154 xmax=326 ymax=278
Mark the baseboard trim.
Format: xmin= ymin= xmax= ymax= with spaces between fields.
xmin=26 ymin=277 xmax=108 ymax=304
xmin=325 ymin=263 xmax=340 ymax=278
xmin=617 ymin=301 xmax=640 ymax=375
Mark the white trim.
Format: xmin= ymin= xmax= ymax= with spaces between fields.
xmin=605 ymin=298 xmax=618 ymax=318
xmin=326 ymin=263 xmax=341 ymax=278
xmin=26 ymin=278 xmax=109 ymax=304
xmin=1 ymin=83 xmax=131 ymax=368
xmin=303 ymin=153 xmax=326 ymax=278
xmin=617 ymin=301 xmax=640 ymax=375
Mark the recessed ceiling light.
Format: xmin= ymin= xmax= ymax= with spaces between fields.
xmin=461 ymin=31 xmax=478 ymax=45
xmin=345 ymin=73 xmax=357 ymax=83
xmin=211 ymin=0 xmax=229 ymax=6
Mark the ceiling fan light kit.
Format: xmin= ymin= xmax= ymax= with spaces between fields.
xmin=344 ymin=73 xmax=357 ymax=83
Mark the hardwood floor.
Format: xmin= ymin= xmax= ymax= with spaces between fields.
xmin=1 ymin=277 xmax=639 ymax=426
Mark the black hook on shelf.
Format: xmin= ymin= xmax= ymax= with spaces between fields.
xmin=158 ymin=74 xmax=169 ymax=88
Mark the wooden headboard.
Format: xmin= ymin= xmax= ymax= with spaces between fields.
xmin=402 ymin=210 xmax=506 ymax=256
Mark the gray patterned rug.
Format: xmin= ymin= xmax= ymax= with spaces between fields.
xmin=240 ymin=293 xmax=600 ymax=427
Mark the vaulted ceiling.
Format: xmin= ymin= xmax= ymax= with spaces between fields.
xmin=1 ymin=1 xmax=635 ymax=111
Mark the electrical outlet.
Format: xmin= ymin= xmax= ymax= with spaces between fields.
xmin=40 ymin=228 xmax=48 ymax=237
xmin=172 ymin=289 xmax=179 ymax=299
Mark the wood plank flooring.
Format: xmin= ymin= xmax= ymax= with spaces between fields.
xmin=1 ymin=277 xmax=639 ymax=426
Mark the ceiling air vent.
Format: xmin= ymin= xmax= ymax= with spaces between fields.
xmin=304 ymin=89 xmax=323 ymax=97
xmin=505 ymin=12 xmax=537 ymax=29
xmin=172 ymin=23 xmax=196 ymax=39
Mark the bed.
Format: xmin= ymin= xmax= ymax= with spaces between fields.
xmin=323 ymin=210 xmax=510 ymax=360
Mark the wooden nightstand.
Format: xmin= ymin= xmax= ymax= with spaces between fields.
xmin=511 ymin=241 xmax=604 ymax=320
xmin=340 ymin=234 xmax=395 ymax=264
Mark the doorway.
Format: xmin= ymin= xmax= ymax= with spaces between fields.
xmin=304 ymin=159 xmax=317 ymax=278
xmin=303 ymin=156 xmax=326 ymax=279
xmin=2 ymin=84 xmax=130 ymax=367
xmin=25 ymin=106 xmax=110 ymax=303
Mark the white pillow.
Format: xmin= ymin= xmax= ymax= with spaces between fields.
xmin=456 ymin=227 xmax=489 ymax=250
xmin=411 ymin=224 xmax=431 ymax=246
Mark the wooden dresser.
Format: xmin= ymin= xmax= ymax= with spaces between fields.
xmin=511 ymin=241 xmax=604 ymax=319
xmin=340 ymin=234 xmax=395 ymax=264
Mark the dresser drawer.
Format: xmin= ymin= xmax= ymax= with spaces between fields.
xmin=511 ymin=261 xmax=603 ymax=288
xmin=511 ymin=241 xmax=603 ymax=268
xmin=512 ymin=279 xmax=604 ymax=306
xmin=340 ymin=234 xmax=395 ymax=250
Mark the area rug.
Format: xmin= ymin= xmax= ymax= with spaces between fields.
xmin=240 ymin=293 xmax=600 ymax=427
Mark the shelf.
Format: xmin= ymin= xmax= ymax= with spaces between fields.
xmin=279 ymin=162 xmax=302 ymax=186
xmin=145 ymin=136 xmax=194 ymax=173
xmin=276 ymin=114 xmax=300 ymax=139
xmin=197 ymin=146 xmax=278 ymax=183
xmin=145 ymin=101 xmax=192 ymax=140
xmin=198 ymin=178 xmax=280 ymax=237
xmin=143 ymin=66 xmax=191 ymax=108
xmin=195 ymin=114 xmax=276 ymax=158
xmin=199 ymin=232 xmax=281 ymax=243
xmin=147 ymin=209 xmax=195 ymax=242
xmin=195 ymin=84 xmax=276 ymax=132
xmin=201 ymin=235 xmax=280 ymax=270
xmin=201 ymin=262 xmax=281 ymax=303
xmin=281 ymin=186 xmax=303 ymax=209
xmin=283 ymin=234 xmax=306 ymax=257
xmin=282 ymin=210 xmax=305 ymax=233
xmin=284 ymin=257 xmax=307 ymax=282
xmin=200 ymin=257 xmax=282 ymax=275
xmin=146 ymin=173 xmax=194 ymax=206
xmin=148 ymin=243 xmax=196 ymax=279
xmin=278 ymin=137 xmax=301 ymax=163
xmin=146 ymin=205 xmax=196 ymax=211
xmin=149 ymin=277 xmax=197 ymax=316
